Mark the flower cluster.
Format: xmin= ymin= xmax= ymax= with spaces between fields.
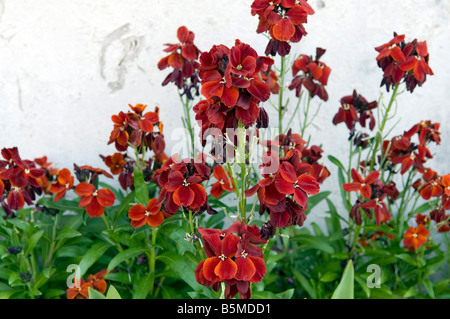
xmin=251 ymin=0 xmax=315 ymax=56
xmin=375 ymin=33 xmax=434 ymax=93
xmin=194 ymin=39 xmax=274 ymax=137
xmin=157 ymin=26 xmax=201 ymax=100
xmin=108 ymin=103 xmax=166 ymax=157
xmin=344 ymin=168 xmax=397 ymax=226
xmin=413 ymin=172 xmax=450 ymax=233
xmin=195 ymin=221 xmax=267 ymax=299
xmin=245 ymin=147 xmax=320 ymax=232
xmin=0 ymin=147 xmax=45 ymax=215
xmin=383 ymin=120 xmax=441 ymax=175
xmin=152 ymin=155 xmax=212 ymax=217
xmin=332 ymin=90 xmax=378 ymax=132
xmin=277 ymin=129 xmax=330 ymax=183
xmin=288 ymin=48 xmax=331 ymax=101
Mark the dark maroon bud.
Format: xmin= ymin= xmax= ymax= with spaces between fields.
xmin=260 ymin=221 xmax=276 ymax=240
xmin=256 ymin=107 xmax=269 ymax=129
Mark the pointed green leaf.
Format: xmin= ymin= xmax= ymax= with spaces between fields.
xmin=78 ymin=242 xmax=111 ymax=277
xmin=133 ymin=166 xmax=149 ymax=205
xmin=106 ymin=285 xmax=122 ymax=299
xmin=24 ymin=230 xmax=44 ymax=256
xmin=331 ymin=260 xmax=354 ymax=299
xmin=107 ymin=247 xmax=147 ymax=272
xmin=88 ymin=287 xmax=106 ymax=299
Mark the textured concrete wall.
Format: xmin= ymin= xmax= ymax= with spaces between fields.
xmin=0 ymin=1 xmax=449 ymax=207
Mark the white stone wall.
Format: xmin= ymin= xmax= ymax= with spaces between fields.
xmin=1 ymin=1 xmax=449 ymax=206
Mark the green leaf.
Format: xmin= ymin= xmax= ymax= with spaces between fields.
xmin=38 ymin=197 xmax=84 ymax=213
xmin=292 ymin=234 xmax=335 ymax=254
xmin=423 ymin=279 xmax=436 ymax=299
xmin=105 ymin=285 xmax=122 ymax=299
xmin=133 ymin=166 xmax=149 ymax=205
xmin=327 ymin=155 xmax=347 ymax=172
xmin=88 ymin=287 xmax=106 ymax=299
xmin=304 ymin=191 xmax=330 ymax=214
xmin=292 ymin=269 xmax=316 ymax=299
xmin=107 ymin=247 xmax=147 ymax=272
xmin=55 ymin=228 xmax=82 ymax=240
xmin=253 ymin=288 xmax=294 ymax=299
xmin=337 ymin=168 xmax=352 ymax=211
xmin=395 ymin=253 xmax=417 ymax=266
xmin=133 ymin=272 xmax=154 ymax=299
xmin=112 ymin=191 xmax=135 ymax=226
xmin=320 ymin=272 xmax=340 ymax=283
xmin=24 ymin=230 xmax=44 ymax=256
xmin=331 ymin=260 xmax=354 ymax=299
xmin=78 ymin=242 xmax=111 ymax=277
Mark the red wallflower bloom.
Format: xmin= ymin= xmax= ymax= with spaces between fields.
xmin=245 ymin=149 xmax=319 ymax=230
xmin=403 ymin=224 xmax=429 ymax=251
xmin=158 ymin=26 xmax=201 ymax=99
xmin=289 ymin=48 xmax=330 ymax=101
xmin=75 ymin=182 xmax=116 ymax=217
xmin=66 ymin=277 xmax=91 ymax=299
xmin=333 ymin=90 xmax=377 ymax=131
xmin=195 ymin=222 xmax=267 ymax=299
xmin=376 ymin=33 xmax=433 ymax=92
xmin=398 ymin=41 xmax=433 ymax=83
xmin=251 ymin=0 xmax=314 ymax=56
xmin=343 ymin=169 xmax=380 ymax=199
xmin=194 ymin=40 xmax=274 ymax=140
xmin=210 ymin=165 xmax=234 ymax=198
xmin=108 ymin=104 xmax=163 ymax=152
xmin=49 ymin=168 xmax=74 ymax=202
xmin=361 ymin=194 xmax=391 ymax=227
xmin=0 ymin=147 xmax=46 ymax=212
xmin=66 ymin=269 xmax=110 ymax=299
xmin=442 ymin=174 xmax=450 ymax=197
xmin=375 ymin=34 xmax=406 ymax=62
xmin=128 ymin=198 xmax=164 ymax=228
xmin=418 ymin=178 xmax=443 ymax=200
xmin=154 ymin=156 xmax=211 ymax=215
xmin=104 ymin=153 xmax=127 ymax=175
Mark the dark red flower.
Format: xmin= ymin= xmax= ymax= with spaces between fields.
xmin=361 ymin=194 xmax=391 ymax=226
xmin=195 ymin=222 xmax=267 ymax=299
xmin=252 ymin=0 xmax=315 ymax=56
xmin=104 ymin=153 xmax=127 ymax=175
xmin=343 ymin=169 xmax=380 ymax=199
xmin=128 ymin=198 xmax=164 ymax=228
xmin=398 ymin=41 xmax=433 ymax=83
xmin=75 ymin=182 xmax=116 ymax=217
xmin=155 ymin=156 xmax=211 ymax=215
xmin=210 ymin=165 xmax=234 ymax=198
xmin=49 ymin=168 xmax=74 ymax=202
xmin=289 ymin=48 xmax=330 ymax=101
xmin=376 ymin=33 xmax=433 ymax=92
xmin=403 ymin=224 xmax=429 ymax=251
xmin=158 ymin=26 xmax=201 ymax=99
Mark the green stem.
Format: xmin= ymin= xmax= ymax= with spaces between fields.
xmin=147 ymin=227 xmax=158 ymax=296
xmin=179 ymin=93 xmax=195 ymax=158
xmin=44 ymin=213 xmax=60 ymax=269
xmin=370 ymin=83 xmax=400 ymax=171
xmin=278 ymin=55 xmax=286 ymax=137
xmin=237 ymin=121 xmax=247 ymax=221
xmin=188 ymin=210 xmax=205 ymax=260
xmin=396 ymin=169 xmax=415 ymax=237
xmin=300 ymin=92 xmax=312 ymax=138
